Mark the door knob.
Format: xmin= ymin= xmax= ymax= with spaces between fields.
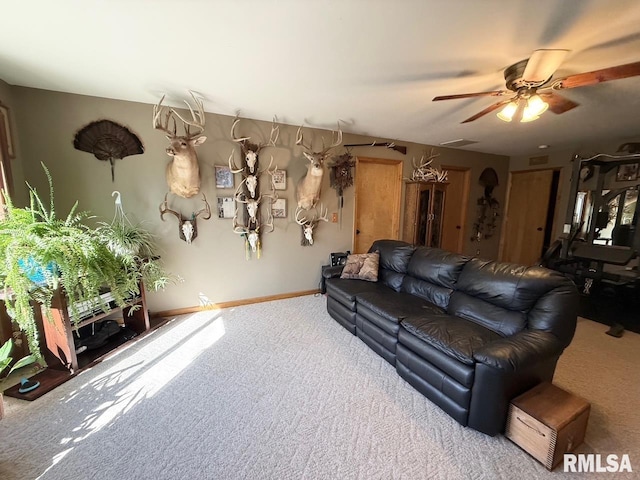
xmin=356 ymin=229 xmax=361 ymax=235
xmin=537 ymin=227 xmax=543 ymax=231
xmin=456 ymin=225 xmax=461 ymax=230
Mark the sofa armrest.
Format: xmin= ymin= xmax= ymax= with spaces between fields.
xmin=473 ymin=330 xmax=564 ymax=372
xmin=322 ymin=265 xmax=345 ymax=279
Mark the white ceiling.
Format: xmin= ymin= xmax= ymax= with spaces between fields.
xmin=2 ymin=0 xmax=640 ymax=157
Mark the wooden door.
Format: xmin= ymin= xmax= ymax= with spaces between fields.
xmin=501 ymin=170 xmax=553 ymax=265
xmin=441 ymin=167 xmax=470 ymax=253
xmin=353 ymin=157 xmax=402 ymax=253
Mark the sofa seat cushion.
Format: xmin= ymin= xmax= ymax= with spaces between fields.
xmin=356 ymin=291 xmax=445 ymax=325
xmin=400 ymin=315 xmax=502 ymax=366
xmin=325 ymin=278 xmax=394 ymax=309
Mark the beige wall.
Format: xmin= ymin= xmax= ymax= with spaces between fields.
xmin=10 ymin=86 xmax=508 ymax=314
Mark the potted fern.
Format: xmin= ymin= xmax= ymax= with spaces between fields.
xmin=0 ymin=164 xmax=170 ymax=362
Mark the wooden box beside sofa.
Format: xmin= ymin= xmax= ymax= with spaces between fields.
xmin=505 ymin=382 xmax=590 ymax=470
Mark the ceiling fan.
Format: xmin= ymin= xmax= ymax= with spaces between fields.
xmin=433 ymin=49 xmax=640 ymax=123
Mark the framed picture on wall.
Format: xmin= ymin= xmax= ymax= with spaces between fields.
xmin=215 ymin=165 xmax=234 ymax=189
xmin=0 ymin=103 xmax=15 ymax=158
xmin=616 ymin=163 xmax=639 ymax=182
xmin=272 ymin=198 xmax=286 ymax=218
xmin=217 ymin=197 xmax=235 ymax=218
xmin=272 ymin=169 xmax=286 ymax=190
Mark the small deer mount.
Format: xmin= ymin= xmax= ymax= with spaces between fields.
xmin=295 ymin=204 xmax=329 ymax=246
xmin=159 ymin=192 xmax=211 ymax=244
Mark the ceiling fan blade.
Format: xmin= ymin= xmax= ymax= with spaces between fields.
xmin=557 ymin=61 xmax=640 ymax=89
xmin=433 ymin=90 xmax=507 ymax=101
xmin=540 ymin=93 xmax=580 ymax=114
xmin=522 ymin=49 xmax=570 ymax=83
xmin=461 ymin=100 xmax=511 ymax=123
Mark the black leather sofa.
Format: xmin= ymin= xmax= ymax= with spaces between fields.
xmin=324 ymin=239 xmax=579 ymax=436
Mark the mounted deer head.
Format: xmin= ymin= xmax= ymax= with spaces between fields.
xmin=295 ymin=204 xmax=329 ymax=246
xmin=228 ymin=116 xmax=279 ymax=174
xmin=295 ymin=123 xmax=342 ymax=210
xmin=153 ymin=91 xmax=207 ymax=198
xmin=159 ymin=193 xmax=211 ymax=244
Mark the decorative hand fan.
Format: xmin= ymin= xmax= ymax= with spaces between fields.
xmin=73 ymin=120 xmax=144 ymax=181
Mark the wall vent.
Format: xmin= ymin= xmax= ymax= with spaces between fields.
xmin=529 ymin=155 xmax=549 ymax=166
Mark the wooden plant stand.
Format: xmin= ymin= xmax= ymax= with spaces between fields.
xmin=3 ymin=283 xmax=150 ymax=401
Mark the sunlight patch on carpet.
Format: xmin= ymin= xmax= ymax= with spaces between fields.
xmin=65 ymin=312 xmax=226 ymax=443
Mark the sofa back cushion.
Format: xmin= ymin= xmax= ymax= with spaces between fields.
xmin=401 ymin=247 xmax=470 ymax=309
xmin=450 ymin=258 xmax=578 ymax=342
xmin=367 ymin=239 xmax=415 ymax=291
xmin=448 ymin=292 xmax=527 ymax=336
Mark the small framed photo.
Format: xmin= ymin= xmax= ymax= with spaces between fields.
xmin=215 ymin=165 xmax=234 ymax=189
xmin=616 ymin=163 xmax=638 ymax=182
xmin=272 ymin=198 xmax=286 ymax=218
xmin=217 ymin=197 xmax=235 ymax=219
xmin=0 ymin=103 xmax=15 ymax=158
xmin=272 ymin=169 xmax=286 ymax=190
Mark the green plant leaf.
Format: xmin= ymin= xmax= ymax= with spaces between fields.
xmin=9 ymin=354 xmax=36 ymax=374
xmin=0 ymin=339 xmax=13 ymax=375
xmin=0 ymin=338 xmax=12 ymax=361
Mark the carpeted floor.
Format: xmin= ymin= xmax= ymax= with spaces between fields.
xmin=0 ymin=295 xmax=638 ymax=479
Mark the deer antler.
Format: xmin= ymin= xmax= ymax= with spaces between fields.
xmin=256 ymin=155 xmax=274 ymax=176
xmin=154 ymin=92 xmax=205 ymax=139
xmin=266 ymin=118 xmax=279 ymax=147
xmin=170 ymin=91 xmax=206 ymax=139
xmin=230 ymin=116 xmax=251 ymax=143
xmin=321 ymin=123 xmax=343 ymax=154
xmin=296 ymin=123 xmax=343 ymax=155
xmin=232 ymin=115 xmax=279 ymax=148
xmin=153 ymin=95 xmax=176 ymax=136
xmin=295 ymin=125 xmax=313 ymax=152
xmin=159 ymin=193 xmax=181 ymax=221
xmin=262 ymin=209 xmax=274 ymax=233
xmin=294 ymin=205 xmax=311 ymax=226
xmin=315 ymin=204 xmax=330 ymax=225
xmin=193 ymin=193 xmax=211 ymax=220
xmin=228 ymin=150 xmax=244 ymax=173
xmin=232 ymin=209 xmax=248 ymax=234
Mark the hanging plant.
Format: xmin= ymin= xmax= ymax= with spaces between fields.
xmin=0 ymin=164 xmax=169 ymax=360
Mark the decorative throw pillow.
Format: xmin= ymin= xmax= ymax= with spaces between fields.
xmin=340 ymin=252 xmax=380 ymax=282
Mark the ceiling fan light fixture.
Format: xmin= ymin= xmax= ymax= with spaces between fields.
xmin=497 ymin=101 xmax=518 ymax=122
xmin=497 ymin=94 xmax=548 ymax=123
xmin=525 ymin=94 xmax=549 ymax=117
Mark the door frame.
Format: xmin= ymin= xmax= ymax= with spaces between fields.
xmin=352 ymin=156 xmax=403 ymax=252
xmin=498 ymin=167 xmax=563 ymax=262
